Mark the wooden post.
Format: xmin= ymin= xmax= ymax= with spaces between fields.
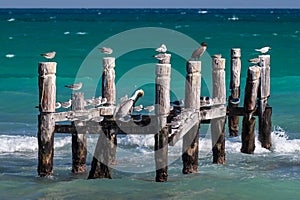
xmin=228 ymin=48 xmax=241 ymax=137
xmin=182 ymin=61 xmax=201 ymax=174
xmin=88 ymin=57 xmax=116 ymax=179
xmin=241 ymin=66 xmax=261 ymax=154
xmin=102 ymin=57 xmax=116 ymax=105
xmin=258 ymin=55 xmax=272 ymax=149
xmin=211 ymin=55 xmax=226 ymax=164
xmin=71 ymin=92 xmax=87 ymax=173
xmin=154 ymin=57 xmax=171 ymax=182
xmin=37 ymin=62 xmax=56 ymax=177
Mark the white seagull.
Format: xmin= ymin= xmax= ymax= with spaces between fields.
xmin=61 ymin=99 xmax=72 ymax=110
xmin=55 ymin=102 xmax=61 ymax=109
xmin=100 ymin=47 xmax=113 ymax=55
xmin=255 ymin=46 xmax=271 ymax=54
xmin=41 ymin=51 xmax=56 ymax=61
xmin=65 ymin=82 xmax=83 ymax=90
xmin=153 ymin=53 xmax=167 ymax=61
xmin=190 ymin=42 xmax=207 ymax=60
xmin=155 ymin=44 xmax=167 ymax=53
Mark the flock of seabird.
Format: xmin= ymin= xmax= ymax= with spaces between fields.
xmin=40 ymin=43 xmax=271 ymax=124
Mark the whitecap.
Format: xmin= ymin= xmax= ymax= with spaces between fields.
xmin=98 ymin=12 xmax=102 ymax=15
xmin=180 ymin=12 xmax=186 ymax=15
xmin=5 ymin=54 xmax=15 ymax=58
xmin=8 ymin=36 xmax=13 ymax=40
xmin=198 ymin=10 xmax=208 ymax=14
xmin=64 ymin=31 xmax=70 ymax=35
xmin=76 ymin=32 xmax=87 ymax=35
xmin=49 ymin=16 xmax=56 ymax=19
xmin=228 ymin=15 xmax=239 ymax=21
xmin=7 ymin=18 xmax=15 ymax=22
xmin=272 ymin=33 xmax=278 ymax=36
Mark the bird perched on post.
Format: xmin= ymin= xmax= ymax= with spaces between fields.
xmin=99 ymin=47 xmax=113 ymax=55
xmin=190 ymin=42 xmax=207 ymax=61
xmin=64 ymin=82 xmax=83 ymax=90
xmin=114 ymin=89 xmax=144 ymax=121
xmin=255 ymin=46 xmax=271 ymax=54
xmin=41 ymin=51 xmax=56 ymax=61
xmin=61 ymin=99 xmax=72 ymax=110
xmin=155 ymin=44 xmax=167 ymax=53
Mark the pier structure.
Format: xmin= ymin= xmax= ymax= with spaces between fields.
xmin=37 ymin=48 xmax=272 ymax=181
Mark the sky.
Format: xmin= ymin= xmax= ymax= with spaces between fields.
xmin=1 ymin=0 xmax=300 ymax=8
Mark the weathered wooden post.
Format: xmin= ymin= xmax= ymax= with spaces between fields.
xmin=88 ymin=57 xmax=116 ymax=179
xmin=182 ymin=61 xmax=201 ymax=173
xmin=71 ymin=92 xmax=87 ymax=173
xmin=37 ymin=62 xmax=56 ymax=176
xmin=258 ymin=55 xmax=272 ymax=149
xmin=241 ymin=66 xmax=261 ymax=154
xmin=228 ymin=48 xmax=241 ymax=137
xmin=155 ymin=54 xmax=171 ymax=182
xmin=211 ymin=55 xmax=226 ymax=164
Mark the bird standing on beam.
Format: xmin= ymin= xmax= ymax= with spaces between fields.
xmin=114 ymin=89 xmax=144 ymax=121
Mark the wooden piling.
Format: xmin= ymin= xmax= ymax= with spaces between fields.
xmin=228 ymin=48 xmax=241 ymax=137
xmin=88 ymin=57 xmax=117 ymax=179
xmin=211 ymin=55 xmax=226 ymax=164
xmin=37 ymin=62 xmax=56 ymax=176
xmin=182 ymin=61 xmax=201 ymax=173
xmin=241 ymin=66 xmax=261 ymax=154
xmin=102 ymin=57 xmax=116 ymax=105
xmin=71 ymin=92 xmax=87 ymax=173
xmin=258 ymin=55 xmax=272 ymax=149
xmin=154 ymin=61 xmax=171 ymax=182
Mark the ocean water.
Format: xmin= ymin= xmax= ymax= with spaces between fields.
xmin=0 ymin=8 xmax=300 ymax=199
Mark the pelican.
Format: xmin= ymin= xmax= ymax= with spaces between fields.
xmin=255 ymin=46 xmax=271 ymax=54
xmin=61 ymin=99 xmax=72 ymax=110
xmin=114 ymin=89 xmax=144 ymax=121
xmin=100 ymin=47 xmax=113 ymax=55
xmin=41 ymin=51 xmax=56 ymax=61
xmin=190 ymin=42 xmax=207 ymax=60
xmin=155 ymin=44 xmax=167 ymax=53
xmin=65 ymin=82 xmax=82 ymax=90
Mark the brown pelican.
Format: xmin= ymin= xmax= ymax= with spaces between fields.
xmin=114 ymin=89 xmax=144 ymax=121
xmin=100 ymin=47 xmax=113 ymax=55
xmin=255 ymin=46 xmax=271 ymax=54
xmin=41 ymin=51 xmax=56 ymax=61
xmin=155 ymin=44 xmax=167 ymax=53
xmin=65 ymin=82 xmax=83 ymax=90
xmin=190 ymin=42 xmax=207 ymax=60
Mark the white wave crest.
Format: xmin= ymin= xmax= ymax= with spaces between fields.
xmin=0 ymin=135 xmax=71 ymax=153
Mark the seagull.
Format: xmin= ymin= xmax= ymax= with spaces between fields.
xmin=85 ymin=98 xmax=94 ymax=107
xmin=114 ymin=89 xmax=144 ymax=121
xmin=144 ymin=105 xmax=155 ymax=112
xmin=100 ymin=47 xmax=113 ymax=55
xmin=65 ymin=82 xmax=83 ymax=90
xmin=101 ymin=97 xmax=107 ymax=105
xmin=248 ymin=57 xmax=260 ymax=64
xmin=133 ymin=104 xmax=144 ymax=112
xmin=41 ymin=51 xmax=56 ymax=61
xmin=153 ymin=53 xmax=167 ymax=61
xmin=255 ymin=46 xmax=271 ymax=54
xmin=155 ymin=44 xmax=167 ymax=53
xmin=190 ymin=42 xmax=207 ymax=60
xmin=61 ymin=99 xmax=72 ymax=110
xmin=55 ymin=102 xmax=61 ymax=109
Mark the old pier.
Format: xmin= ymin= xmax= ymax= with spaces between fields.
xmin=37 ymin=48 xmax=272 ymax=182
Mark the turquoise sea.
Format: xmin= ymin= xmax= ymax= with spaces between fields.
xmin=0 ymin=9 xmax=300 ymax=199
